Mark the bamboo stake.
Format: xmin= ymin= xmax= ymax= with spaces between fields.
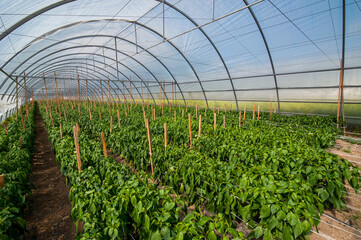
xmin=153 ymin=108 xmax=156 ymax=121
xmin=5 ymin=126 xmax=8 ymax=135
xmin=98 ymin=108 xmax=102 ymax=118
xmin=19 ymin=137 xmax=22 ymax=148
xmin=204 ymin=108 xmax=207 ymax=117
xmin=270 ymin=101 xmax=272 ymax=120
xmin=60 ymin=123 xmax=63 ymax=139
xmin=188 ymin=113 xmax=192 ymax=148
xmin=239 ymin=111 xmax=242 ymax=127
xmin=49 ymin=112 xmax=54 ymax=127
xmin=89 ymin=108 xmax=92 ymax=121
xmin=257 ymin=105 xmax=260 ymax=120
xmin=243 ymin=107 xmax=246 ymax=125
xmin=101 ymin=132 xmax=107 ymax=158
xmin=164 ymin=123 xmax=167 ymax=150
xmin=73 ymin=126 xmax=81 ymax=172
xmin=253 ymin=104 xmax=255 ymax=119
xmin=117 ymin=109 xmax=121 ymax=127
xmin=182 ymin=109 xmax=184 ymax=117
xmin=145 ymin=119 xmax=154 ymax=175
xmin=223 ymin=115 xmax=226 ymax=128
xmin=214 ymin=113 xmax=216 ymax=131
xmin=174 ymin=110 xmax=176 ymax=122
xmin=0 ymin=175 xmax=4 ymax=188
xmin=196 ymin=104 xmax=198 ymax=119
xmin=198 ymin=114 xmax=202 ymax=137
xmin=274 ymin=101 xmax=276 ymax=114
xmin=110 ymin=116 xmax=113 ymax=133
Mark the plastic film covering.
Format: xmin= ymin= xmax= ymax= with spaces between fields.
xmin=0 ymin=0 xmax=360 ymax=117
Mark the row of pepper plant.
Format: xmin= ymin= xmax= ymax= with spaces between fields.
xmin=41 ymin=99 xmax=360 ymax=239
xmin=39 ymin=100 xmax=244 ymax=240
xmin=0 ymin=103 xmax=36 ymax=239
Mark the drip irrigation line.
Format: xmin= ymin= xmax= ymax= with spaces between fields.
xmin=310 ymin=230 xmax=337 ymax=240
xmin=322 ymin=212 xmax=361 ymax=234
xmin=346 ymin=204 xmax=361 ymax=212
xmin=314 ymin=216 xmax=361 ymax=238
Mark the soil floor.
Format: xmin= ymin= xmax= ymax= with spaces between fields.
xmin=24 ymin=107 xmax=76 ymax=240
xmin=311 ymin=139 xmax=361 ymax=240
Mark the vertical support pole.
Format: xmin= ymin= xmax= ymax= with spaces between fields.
xmin=162 ymin=0 xmax=165 ymax=40
xmin=198 ymin=114 xmax=202 ymax=137
xmin=54 ymin=72 xmax=61 ymax=115
xmin=337 ymin=59 xmax=343 ymax=128
xmin=257 ymin=105 xmax=260 ymax=120
xmin=214 ymin=113 xmax=216 ymax=131
xmin=24 ymin=73 xmax=28 ymax=117
xmin=77 ymin=74 xmax=81 ymax=115
xmin=101 ymin=132 xmax=107 ymax=158
xmin=100 ymin=79 xmax=103 ymax=103
xmin=108 ymin=76 xmax=111 ymax=109
xmin=86 ymin=77 xmax=89 ymax=108
xmin=73 ymin=126 xmax=81 ymax=172
xmin=146 ymin=119 xmax=154 ymax=175
xmin=188 ymin=113 xmax=192 ymax=148
xmin=60 ymin=123 xmax=63 ymax=139
xmin=164 ymin=123 xmax=167 ymax=150
xmin=0 ymin=175 xmax=4 ymax=188
xmin=16 ymin=77 xmax=18 ymax=121
xmin=117 ymin=109 xmax=121 ymax=127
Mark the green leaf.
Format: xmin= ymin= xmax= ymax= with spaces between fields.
xmin=208 ymin=231 xmax=217 ymax=240
xmin=144 ymin=214 xmax=150 ymax=231
xmin=182 ymin=213 xmax=195 ymax=223
xmin=318 ymin=188 xmax=330 ymax=202
xmin=254 ymin=226 xmax=263 ymax=239
xmin=268 ymin=215 xmax=278 ymax=230
xmin=282 ymin=224 xmax=293 ymax=240
xmin=197 ymin=216 xmax=212 ymax=227
xmin=164 ymin=201 xmax=176 ymax=211
xmin=260 ymin=205 xmax=271 ymax=218
xmin=263 ymin=228 xmax=273 ymax=240
xmin=151 ymin=230 xmax=162 ymax=240
xmin=294 ymin=221 xmax=303 ymax=239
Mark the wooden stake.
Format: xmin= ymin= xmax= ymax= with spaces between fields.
xmin=214 ymin=113 xmax=216 ymax=131
xmin=174 ymin=110 xmax=176 ymax=122
xmin=110 ymin=116 xmax=113 ymax=133
xmin=117 ymin=109 xmax=121 ymax=127
xmin=98 ymin=108 xmax=102 ymax=118
xmin=253 ymin=104 xmax=255 ymax=119
xmin=257 ymin=105 xmax=260 ymax=120
xmin=243 ymin=107 xmax=246 ymax=125
xmin=145 ymin=119 xmax=154 ymax=175
xmin=89 ymin=108 xmax=92 ymax=121
xmin=239 ymin=111 xmax=242 ymax=127
xmin=188 ymin=113 xmax=192 ymax=148
xmin=164 ymin=123 xmax=167 ymax=150
xmin=182 ymin=109 xmax=184 ymax=117
xmin=0 ymin=175 xmax=4 ymax=188
xmin=5 ymin=126 xmax=8 ymax=135
xmin=19 ymin=137 xmax=22 ymax=147
xmin=60 ymin=123 xmax=63 ymax=139
xmin=274 ymin=101 xmax=276 ymax=114
xmin=198 ymin=114 xmax=202 ymax=137
xmin=223 ymin=115 xmax=226 ymax=128
xmin=101 ymin=132 xmax=107 ymax=158
xmin=204 ymin=108 xmax=207 ymax=117
xmin=73 ymin=126 xmax=81 ymax=172
xmin=153 ymin=108 xmax=156 ymax=121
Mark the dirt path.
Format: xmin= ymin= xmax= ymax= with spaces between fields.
xmin=25 ymin=106 xmax=75 ymax=240
xmin=311 ymin=139 xmax=361 ymax=240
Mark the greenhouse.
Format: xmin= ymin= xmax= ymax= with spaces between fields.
xmin=0 ymin=0 xmax=361 ymax=239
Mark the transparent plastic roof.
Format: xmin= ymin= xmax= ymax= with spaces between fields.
xmin=0 ymin=0 xmax=360 ymax=113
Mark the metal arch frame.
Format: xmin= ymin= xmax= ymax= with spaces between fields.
xmin=18 ymin=67 xmax=114 ymax=103
xmin=0 ymin=0 xmax=75 ymax=42
xmin=23 ymin=59 xmax=156 ymax=104
xmin=4 ymin=46 xmax=156 ymax=104
xmin=243 ymin=0 xmax=280 ymax=112
xmin=14 ymin=61 xmax=133 ymax=104
xmin=27 ymin=66 xmax=117 ymax=102
xmin=2 ymin=35 xmax=185 ymax=106
xmin=158 ymin=0 xmax=238 ymax=109
xmin=13 ymin=52 xmax=158 ymax=104
xmin=1 ymin=20 xmax=203 ymax=106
